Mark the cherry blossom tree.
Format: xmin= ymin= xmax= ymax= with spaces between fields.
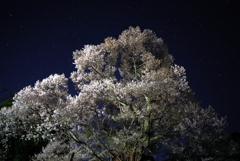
xmin=0 ymin=27 xmax=234 ymax=161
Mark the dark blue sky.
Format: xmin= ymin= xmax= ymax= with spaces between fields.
xmin=1 ymin=0 xmax=240 ymax=133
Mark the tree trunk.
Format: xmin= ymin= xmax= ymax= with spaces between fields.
xmin=124 ymin=147 xmax=144 ymax=161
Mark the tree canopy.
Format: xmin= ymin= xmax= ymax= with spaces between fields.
xmin=0 ymin=27 xmax=237 ymax=161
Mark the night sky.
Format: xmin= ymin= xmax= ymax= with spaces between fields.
xmin=1 ymin=0 xmax=240 ymax=133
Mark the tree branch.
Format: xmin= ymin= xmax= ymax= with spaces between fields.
xmin=67 ymin=130 xmax=103 ymax=161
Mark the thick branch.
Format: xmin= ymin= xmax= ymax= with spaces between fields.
xmin=68 ymin=130 xmax=103 ymax=161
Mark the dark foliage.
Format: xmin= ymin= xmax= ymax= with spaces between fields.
xmin=0 ymin=137 xmax=48 ymax=161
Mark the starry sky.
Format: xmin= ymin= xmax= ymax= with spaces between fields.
xmin=1 ymin=0 xmax=240 ymax=133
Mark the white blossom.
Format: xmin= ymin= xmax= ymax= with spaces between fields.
xmin=0 ymin=27 xmax=234 ymax=161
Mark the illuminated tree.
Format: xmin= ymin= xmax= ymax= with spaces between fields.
xmin=0 ymin=27 xmax=232 ymax=161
